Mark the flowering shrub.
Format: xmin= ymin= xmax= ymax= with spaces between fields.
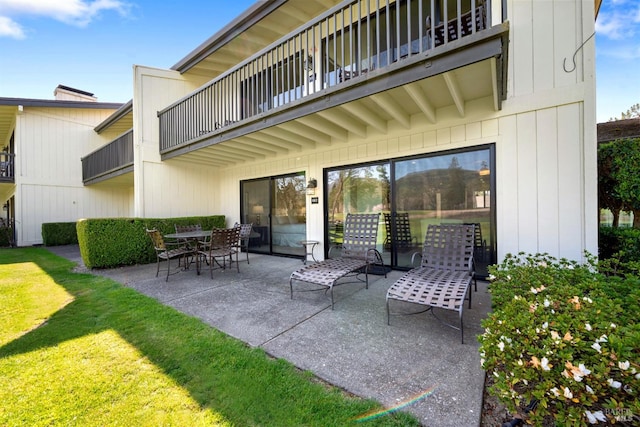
xmin=479 ymin=253 xmax=640 ymax=426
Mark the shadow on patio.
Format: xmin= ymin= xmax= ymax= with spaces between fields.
xmin=48 ymin=245 xmax=491 ymax=427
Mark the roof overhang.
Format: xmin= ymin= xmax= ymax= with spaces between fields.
xmin=94 ymin=99 xmax=133 ymax=134
xmin=0 ymin=97 xmax=123 ymax=146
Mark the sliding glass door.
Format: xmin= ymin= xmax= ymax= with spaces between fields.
xmin=241 ymin=172 xmax=307 ymax=258
xmin=325 ymin=145 xmax=495 ymax=276
xmin=326 ymin=164 xmax=390 ymax=259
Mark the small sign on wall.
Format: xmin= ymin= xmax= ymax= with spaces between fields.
xmin=311 ymin=197 xmax=319 ymax=204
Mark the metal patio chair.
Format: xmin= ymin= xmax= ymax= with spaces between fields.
xmin=146 ymin=229 xmax=192 ymax=281
xmin=197 ymin=226 xmax=242 ymax=278
xmin=386 ymin=223 xmax=475 ymax=343
xmin=233 ymin=222 xmax=254 ymax=264
xmin=174 ymin=223 xmax=203 ymax=267
xmin=290 ymin=213 xmax=381 ymax=309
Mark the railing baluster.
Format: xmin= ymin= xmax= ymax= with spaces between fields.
xmin=157 ymin=0 xmax=494 ymax=151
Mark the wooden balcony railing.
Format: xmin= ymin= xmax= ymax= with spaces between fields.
xmin=82 ymin=130 xmax=134 ymax=184
xmin=0 ymin=152 xmax=14 ymax=181
xmin=159 ymin=0 xmax=492 ymax=153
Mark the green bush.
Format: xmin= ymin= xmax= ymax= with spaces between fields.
xmin=0 ymin=224 xmax=12 ymax=247
xmin=77 ymin=216 xmax=225 ymax=269
xmin=479 ymin=253 xmax=640 ymax=426
xmin=598 ymin=226 xmax=640 ymax=277
xmin=42 ymin=222 xmax=78 ymax=246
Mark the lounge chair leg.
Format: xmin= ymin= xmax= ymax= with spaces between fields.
xmin=386 ymin=299 xmax=390 ymax=325
xmin=460 ymin=311 xmax=464 ymax=344
xmin=289 ymin=279 xmax=294 ymax=300
xmin=330 ymin=287 xmax=334 ymax=310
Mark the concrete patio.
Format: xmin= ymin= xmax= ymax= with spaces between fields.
xmin=47 ymin=245 xmax=491 ymax=427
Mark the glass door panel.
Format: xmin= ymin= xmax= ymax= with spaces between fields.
xmin=241 ymin=172 xmax=307 ymax=258
xmin=325 ymin=163 xmax=389 ymax=261
xmin=271 ymin=174 xmax=306 ymax=257
xmin=241 ymin=179 xmax=271 ymax=254
xmin=393 ymin=148 xmax=493 ymax=274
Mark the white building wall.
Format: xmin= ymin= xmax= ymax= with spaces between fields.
xmin=14 ymin=106 xmax=132 ymax=246
xmin=133 ymin=66 xmax=219 ymax=220
xmin=134 ymin=0 xmax=597 ymax=263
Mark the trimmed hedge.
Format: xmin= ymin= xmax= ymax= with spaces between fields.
xmin=42 ymin=222 xmax=78 ymax=246
xmin=0 ymin=225 xmax=12 ymax=247
xmin=598 ymin=226 xmax=640 ymax=276
xmin=77 ymin=216 xmax=226 ymax=269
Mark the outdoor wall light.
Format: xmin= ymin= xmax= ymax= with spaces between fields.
xmin=306 ymin=179 xmax=317 ymax=195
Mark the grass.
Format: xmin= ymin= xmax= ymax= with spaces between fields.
xmin=0 ymin=248 xmax=419 ymax=426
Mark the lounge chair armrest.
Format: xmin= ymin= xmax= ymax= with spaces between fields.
xmin=410 ymin=252 xmax=423 ymax=266
xmin=366 ymin=248 xmax=383 ymax=264
xmin=328 ymin=244 xmax=343 ymax=258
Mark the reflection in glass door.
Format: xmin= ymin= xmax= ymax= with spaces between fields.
xmin=326 ymin=164 xmax=389 ymax=261
xmin=241 ymin=172 xmax=307 ymax=258
xmin=393 ymin=148 xmax=494 ymax=275
xmin=324 ymin=146 xmax=495 ymax=277
xmin=241 ymin=179 xmax=271 ymax=254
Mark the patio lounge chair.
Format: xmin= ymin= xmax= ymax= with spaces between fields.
xmin=386 ymin=223 xmax=475 ymax=343
xmin=383 ymin=212 xmax=418 ymax=251
xmin=146 ymin=229 xmax=193 ymax=281
xmin=290 ymin=213 xmax=380 ymax=309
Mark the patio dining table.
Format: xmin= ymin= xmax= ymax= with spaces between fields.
xmin=164 ymin=230 xmax=212 ymax=275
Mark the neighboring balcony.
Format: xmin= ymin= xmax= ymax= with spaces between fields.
xmin=0 ymin=152 xmax=14 ymax=182
xmin=159 ymin=0 xmax=508 ymax=165
xmin=82 ymin=130 xmax=134 ymax=186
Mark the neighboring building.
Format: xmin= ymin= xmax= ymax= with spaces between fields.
xmin=597 ymin=118 xmax=640 ymax=144
xmin=2 ymin=0 xmax=600 ymax=275
xmin=0 ymin=86 xmax=127 ymax=246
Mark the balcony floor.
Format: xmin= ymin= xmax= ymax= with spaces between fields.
xmin=49 ymin=245 xmax=491 ymax=426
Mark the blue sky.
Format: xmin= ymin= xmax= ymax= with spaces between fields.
xmin=0 ymin=0 xmax=638 ymax=123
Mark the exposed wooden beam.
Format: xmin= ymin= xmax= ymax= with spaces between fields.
xmin=491 ymin=58 xmax=499 ymax=112
xmin=277 ymin=7 xmax=312 ymax=23
xmin=279 ymin=121 xmax=332 ymax=144
xmin=297 ymin=116 xmax=348 ymax=142
xmin=443 ymin=72 xmax=465 ymax=117
xmin=317 ymin=108 xmax=367 ymax=138
xmin=229 ymin=139 xmax=278 ymax=156
xmin=253 ymin=20 xmax=289 ymax=37
xmin=345 ymin=102 xmax=387 ymax=134
xmin=197 ymin=148 xmax=246 ymax=163
xmin=235 ymin=136 xmax=290 ymax=154
xmin=212 ymin=143 xmax=266 ymax=160
xmin=176 ymin=154 xmax=228 ymax=167
xmin=403 ymin=84 xmax=436 ymax=123
xmin=370 ymin=94 xmax=410 ymax=129
xmin=261 ymin=127 xmax=316 ymax=148
xmin=247 ymin=132 xmax=303 ymax=152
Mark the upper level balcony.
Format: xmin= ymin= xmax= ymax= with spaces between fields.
xmin=82 ymin=129 xmax=134 ymax=186
xmin=159 ymin=0 xmax=508 ymax=165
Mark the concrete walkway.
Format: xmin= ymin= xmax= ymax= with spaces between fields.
xmin=47 ymin=245 xmax=490 ymax=427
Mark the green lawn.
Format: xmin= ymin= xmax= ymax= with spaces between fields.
xmin=0 ymin=248 xmax=418 ymax=426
